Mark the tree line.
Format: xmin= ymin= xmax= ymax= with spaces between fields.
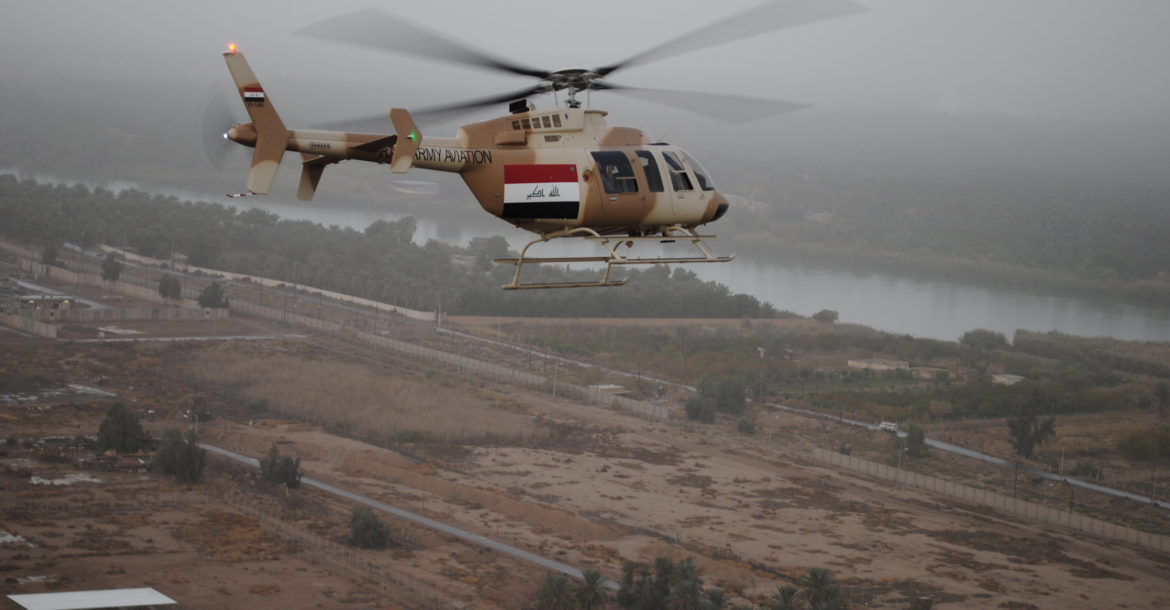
xmin=0 ymin=176 xmax=779 ymax=317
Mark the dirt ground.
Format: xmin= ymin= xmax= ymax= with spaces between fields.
xmin=3 ymin=284 xmax=1170 ymax=607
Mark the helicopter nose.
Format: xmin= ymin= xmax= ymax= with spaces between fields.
xmin=707 ymin=190 xmax=730 ymax=223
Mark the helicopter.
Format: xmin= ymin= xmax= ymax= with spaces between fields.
xmin=219 ymin=1 xmax=864 ymax=289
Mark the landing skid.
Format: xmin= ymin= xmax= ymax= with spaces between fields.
xmin=495 ymin=226 xmax=736 ymax=290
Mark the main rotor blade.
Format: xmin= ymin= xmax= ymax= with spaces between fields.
xmin=200 ymin=87 xmax=245 ymax=170
xmin=593 ymin=82 xmax=808 ymax=123
xmin=296 ymin=8 xmax=550 ymax=79
xmin=595 ymin=0 xmax=867 ymax=77
xmin=409 ymin=84 xmax=551 ymax=123
xmin=314 ymin=84 xmax=550 ymax=132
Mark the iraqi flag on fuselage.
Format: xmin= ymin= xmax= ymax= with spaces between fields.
xmin=502 ymin=164 xmax=580 ymax=220
xmin=243 ymin=86 xmax=265 ymax=105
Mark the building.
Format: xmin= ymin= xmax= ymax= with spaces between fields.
xmin=7 ymin=587 xmax=176 ymax=610
xmin=992 ymin=373 xmax=1025 ymax=386
xmin=847 ymin=359 xmax=909 ymax=372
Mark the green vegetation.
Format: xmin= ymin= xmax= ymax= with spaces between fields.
xmin=196 ymin=282 xmax=229 ymax=308
xmin=812 ymin=309 xmax=839 ymax=324
xmin=41 ymin=242 xmax=58 ymax=266
xmin=905 ymin=422 xmax=927 ymax=458
xmin=532 ymin=569 xmax=609 ymax=610
xmin=157 ymin=275 xmax=182 ymax=301
xmin=718 ymin=151 xmax=1170 ymax=308
xmin=100 ymin=251 xmax=122 ymax=282
xmin=1006 ymin=389 xmax=1057 ymax=459
xmin=96 ymin=403 xmax=149 ymax=454
xmin=0 ymin=177 xmax=780 ymax=317
xmin=153 ymin=429 xmax=206 ymax=483
xmin=259 ymin=444 xmax=302 ymax=489
xmin=685 ymin=376 xmax=746 ymax=423
xmin=347 ymin=507 xmax=396 ymax=549
xmin=1118 ymin=426 xmax=1170 ymax=463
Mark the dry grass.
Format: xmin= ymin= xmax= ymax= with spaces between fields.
xmin=185 ymin=352 xmax=544 ymax=445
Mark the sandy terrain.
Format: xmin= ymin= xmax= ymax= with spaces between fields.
xmin=2 ymin=268 xmax=1169 ymax=607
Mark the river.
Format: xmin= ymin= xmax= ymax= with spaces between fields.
xmin=239 ymin=197 xmax=1170 ymax=343
xmin=6 ymin=169 xmax=1167 ymax=342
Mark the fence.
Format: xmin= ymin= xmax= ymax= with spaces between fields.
xmin=93 ymin=243 xmax=437 ymax=323
xmin=810 ymin=446 xmax=1169 ymax=553
xmin=228 ymin=299 xmax=670 ymax=421
xmin=218 ymin=492 xmax=406 ymax=595
xmin=11 ymin=258 xmax=226 ymax=325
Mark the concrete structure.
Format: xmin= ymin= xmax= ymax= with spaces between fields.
xmin=847 ymin=358 xmax=909 ymax=372
xmin=992 ymin=373 xmax=1025 ymax=385
xmin=7 ymin=587 xmax=176 ymax=610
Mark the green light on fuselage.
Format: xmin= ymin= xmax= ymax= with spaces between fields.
xmin=409 ymin=131 xmax=418 ymax=141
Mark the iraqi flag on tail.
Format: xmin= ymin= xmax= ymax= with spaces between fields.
xmin=502 ymin=164 xmax=580 ymax=219
xmin=243 ymin=86 xmax=265 ymax=105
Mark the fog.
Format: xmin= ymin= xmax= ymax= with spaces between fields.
xmin=3 ymin=0 xmax=1169 ymax=204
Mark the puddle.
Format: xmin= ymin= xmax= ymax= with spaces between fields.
xmin=30 ymin=473 xmax=103 ymax=486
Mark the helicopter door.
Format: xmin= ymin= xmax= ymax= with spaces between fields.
xmin=661 ymin=150 xmax=703 ymax=220
xmin=590 ymin=151 xmax=647 ymax=225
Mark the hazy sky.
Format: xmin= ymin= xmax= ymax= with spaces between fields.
xmin=3 ymin=0 xmax=1169 ymax=125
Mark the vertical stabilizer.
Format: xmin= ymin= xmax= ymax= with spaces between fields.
xmin=389 ymin=108 xmax=419 ymax=174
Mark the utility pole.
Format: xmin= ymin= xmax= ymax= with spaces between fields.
xmin=895 ymin=447 xmax=908 ymax=488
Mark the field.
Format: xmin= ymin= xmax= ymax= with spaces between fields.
xmin=2 ymin=257 xmax=1170 ymax=608
xmin=3 ymin=330 xmax=1169 ymax=609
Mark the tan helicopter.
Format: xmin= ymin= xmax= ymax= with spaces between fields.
xmin=220 ymin=1 xmax=864 ymax=289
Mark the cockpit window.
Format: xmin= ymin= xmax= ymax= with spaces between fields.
xmin=591 ymin=151 xmax=638 ymax=194
xmin=680 ymin=150 xmax=715 ymax=191
xmin=662 ymin=151 xmax=693 ymax=192
xmin=635 ymin=150 xmax=664 ymax=193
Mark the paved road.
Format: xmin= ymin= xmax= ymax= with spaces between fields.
xmin=75 ymin=334 xmax=307 ymax=344
xmin=443 ymin=327 xmax=1168 ymax=510
xmin=765 ymin=401 xmax=1170 ymax=510
xmin=200 ymin=443 xmax=619 ymax=590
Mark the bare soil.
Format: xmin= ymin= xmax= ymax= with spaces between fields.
xmin=3 ymin=304 xmax=1170 ymax=607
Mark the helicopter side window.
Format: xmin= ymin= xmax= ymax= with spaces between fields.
xmin=663 ymin=151 xmax=693 ymax=192
xmin=680 ymin=150 xmax=715 ymax=191
xmin=635 ymin=151 xmax=664 ymax=193
xmin=591 ymin=151 xmax=638 ymax=194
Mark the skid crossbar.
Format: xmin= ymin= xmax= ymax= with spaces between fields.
xmin=495 ymin=226 xmax=735 ymax=290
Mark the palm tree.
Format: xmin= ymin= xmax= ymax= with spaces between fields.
xmin=769 ymin=585 xmax=799 ymax=610
xmin=801 ymin=568 xmax=845 ymax=610
xmin=536 ymin=572 xmax=578 ymax=610
xmin=576 ymin=568 xmax=609 ymax=610
xmin=702 ymin=587 xmax=728 ymax=610
xmin=665 ymin=577 xmax=704 ymax=610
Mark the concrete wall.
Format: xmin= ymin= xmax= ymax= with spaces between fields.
xmin=0 ymin=312 xmax=58 ymax=338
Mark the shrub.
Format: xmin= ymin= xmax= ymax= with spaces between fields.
xmin=96 ymin=403 xmax=149 ymax=454
xmin=737 ymin=417 xmax=756 ymax=435
xmin=197 ymin=282 xmax=229 ymax=308
xmin=154 ymin=429 xmax=206 ymax=483
xmin=905 ymin=422 xmax=928 ymax=458
xmin=685 ymin=396 xmax=717 ymax=423
xmin=259 ymin=444 xmax=301 ymax=488
xmin=812 ymin=309 xmax=839 ymax=324
xmin=348 ymin=507 xmax=395 ymax=549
